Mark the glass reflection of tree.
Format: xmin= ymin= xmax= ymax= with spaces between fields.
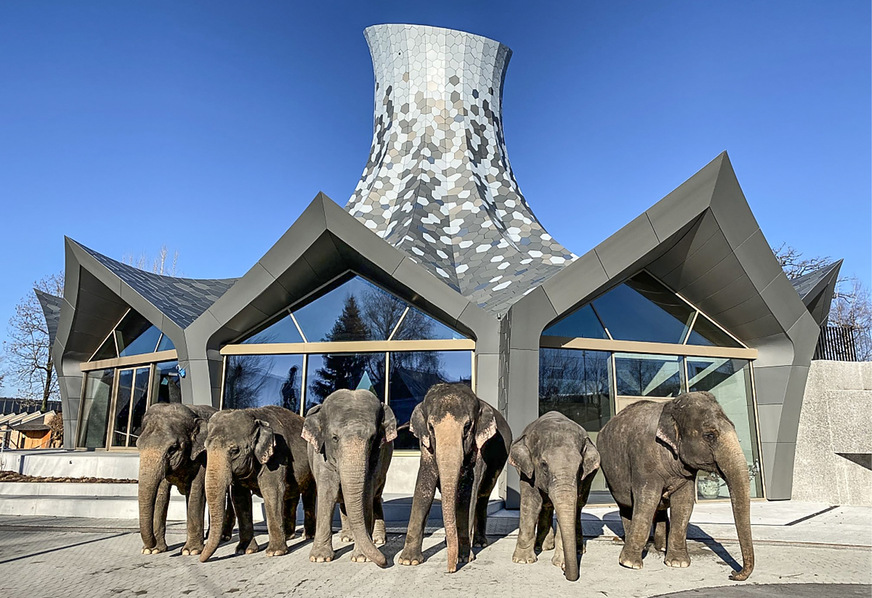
xmin=310 ymin=295 xmax=371 ymax=400
xmin=280 ymin=365 xmax=300 ymax=413
xmin=225 ymin=355 xmax=272 ymax=409
xmin=619 ymin=358 xmax=679 ymax=397
xmin=362 ymin=289 xmax=441 ymax=376
xmin=539 ymin=350 xmax=609 ymax=430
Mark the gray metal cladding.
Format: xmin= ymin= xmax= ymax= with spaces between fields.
xmin=346 ymin=24 xmax=575 ymax=315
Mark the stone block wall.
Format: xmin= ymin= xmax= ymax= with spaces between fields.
xmin=792 ymin=360 xmax=872 ymax=505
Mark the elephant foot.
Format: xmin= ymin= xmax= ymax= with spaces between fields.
xmin=350 ymin=546 xmax=379 ymax=563
xmin=236 ymin=539 xmax=259 ymax=555
xmin=397 ymin=548 xmax=424 ymax=566
xmin=220 ymin=533 xmax=233 ymax=543
xmin=472 ymin=533 xmax=489 ymax=548
xmin=141 ymin=545 xmax=166 ymax=555
xmin=180 ymin=542 xmax=204 ymax=556
xmin=664 ymin=549 xmax=690 ymax=568
xmin=618 ymin=547 xmax=644 ymax=570
xmin=265 ymin=543 xmax=288 ymax=557
xmin=309 ymin=544 xmax=335 ymax=563
xmin=551 ymin=549 xmax=565 ymax=570
xmin=339 ymin=529 xmax=354 ymax=543
xmin=286 ymin=530 xmax=297 ymax=541
xmin=541 ymin=527 xmax=556 ymax=551
xmin=372 ymin=533 xmax=386 ymax=547
xmin=512 ymin=546 xmax=538 ymax=564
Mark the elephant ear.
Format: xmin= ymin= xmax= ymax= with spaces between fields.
xmin=190 ymin=418 xmax=209 ymax=460
xmin=656 ymin=402 xmax=680 ymax=456
xmin=301 ymin=405 xmax=323 ymax=450
xmin=580 ymin=436 xmax=601 ymax=481
xmin=409 ymin=402 xmax=430 ymax=450
xmin=381 ymin=404 xmax=398 ymax=445
xmin=509 ymin=436 xmax=534 ymax=479
xmin=254 ymin=419 xmax=276 ymax=465
xmin=475 ymin=400 xmax=498 ymax=449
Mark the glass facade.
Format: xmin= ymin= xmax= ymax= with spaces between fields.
xmin=78 ymin=368 xmax=114 ymax=449
xmin=89 ymin=308 xmax=176 ymax=361
xmin=222 ymin=273 xmax=474 ymax=451
xmin=539 ymin=269 xmax=762 ymax=500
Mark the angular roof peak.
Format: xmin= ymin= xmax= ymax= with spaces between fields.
xmin=68 ymin=238 xmax=238 ymax=329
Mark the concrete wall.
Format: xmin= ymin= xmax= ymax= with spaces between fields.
xmin=792 ymin=360 xmax=872 ymax=506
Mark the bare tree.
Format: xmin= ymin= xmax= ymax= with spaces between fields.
xmin=122 ymin=245 xmax=180 ymax=276
xmin=774 ymin=243 xmax=872 ymax=361
xmin=3 ymin=272 xmax=63 ymax=411
xmin=772 ymin=243 xmax=833 ymax=279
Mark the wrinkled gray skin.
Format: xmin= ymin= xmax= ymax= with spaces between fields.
xmin=398 ymin=383 xmax=512 ymax=573
xmin=199 ymin=405 xmax=316 ymax=562
xmin=137 ymin=403 xmax=234 ymax=556
xmin=509 ymin=411 xmax=601 ymax=581
xmin=598 ymin=391 xmax=754 ymax=581
xmin=302 ymin=389 xmax=396 ymax=568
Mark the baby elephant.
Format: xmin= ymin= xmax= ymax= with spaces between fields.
xmin=302 ymin=389 xmax=396 ymax=568
xmin=509 ymin=411 xmax=601 ymax=581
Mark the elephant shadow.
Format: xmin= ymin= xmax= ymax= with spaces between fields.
xmin=596 ymin=509 xmax=741 ymax=571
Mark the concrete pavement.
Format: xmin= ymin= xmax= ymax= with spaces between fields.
xmin=0 ymin=501 xmax=868 ymax=597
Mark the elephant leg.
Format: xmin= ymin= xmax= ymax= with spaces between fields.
xmin=619 ymin=487 xmax=659 ymax=570
xmin=338 ymin=504 xmax=354 ymax=543
xmin=456 ymin=474 xmax=474 ymax=563
xmin=615 ymin=504 xmax=632 ymax=545
xmin=665 ymin=481 xmax=694 ymax=568
xmin=472 ymin=492 xmax=491 ymax=547
xmin=653 ymin=509 xmax=669 ymax=553
xmin=310 ymin=476 xmax=340 ymax=563
xmin=398 ymin=455 xmax=437 ymax=566
xmin=302 ymin=486 xmax=317 ymax=540
xmin=285 ymin=493 xmax=300 ymax=540
xmin=537 ymin=499 xmax=555 ymax=551
xmin=261 ymin=477 xmax=288 ymax=556
xmin=552 ymin=517 xmax=566 ymax=570
xmin=513 ymin=480 xmax=543 ymax=564
xmin=372 ymin=493 xmax=386 ymax=547
xmin=575 ymin=498 xmax=585 ymax=555
xmin=232 ymin=485 xmax=257 ymax=555
xmin=221 ymin=491 xmax=236 ymax=542
xmin=152 ymin=478 xmax=171 ymax=553
xmin=182 ymin=473 xmax=206 ymax=555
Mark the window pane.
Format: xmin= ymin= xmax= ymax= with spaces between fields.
xmin=111 ymin=369 xmax=134 ymax=447
xmin=128 ymin=367 xmax=151 ymax=446
xmin=392 ymin=305 xmax=468 ymax=340
xmin=224 ymin=354 xmax=305 ymax=413
xmin=156 ymin=333 xmax=175 ymax=352
xmin=241 ymin=312 xmax=304 ymax=344
xmin=539 ymin=349 xmax=611 ymax=432
xmin=115 ymin=311 xmax=162 ymax=357
xmin=688 ymin=358 xmax=761 ymax=499
xmin=615 ymin=353 xmax=683 ymax=397
xmin=306 ymin=352 xmax=386 ymax=412
xmin=153 ymin=361 xmax=181 ymax=403
xmin=687 ymin=314 xmax=742 ymax=348
xmin=78 ymin=369 xmax=114 ymax=448
xmin=390 ymin=351 xmax=472 ymax=450
xmin=295 ymin=276 xmax=393 ymax=342
xmin=91 ymin=335 xmax=117 ymax=361
xmin=593 ymin=272 xmax=695 ymax=343
xmin=543 ymin=304 xmax=608 ymax=339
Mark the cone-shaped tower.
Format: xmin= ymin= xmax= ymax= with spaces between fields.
xmin=346 ymin=24 xmax=574 ymax=314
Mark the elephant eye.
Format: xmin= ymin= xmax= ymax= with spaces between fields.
xmin=167 ymin=445 xmax=177 ymax=454
xmin=463 ymin=421 xmax=472 ymax=434
xmin=229 ymin=445 xmax=239 ymax=455
xmin=703 ymin=431 xmax=717 ymax=442
xmin=331 ymin=435 xmax=339 ymax=443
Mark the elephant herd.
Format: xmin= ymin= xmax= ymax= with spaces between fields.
xmin=137 ymin=384 xmax=754 ymax=583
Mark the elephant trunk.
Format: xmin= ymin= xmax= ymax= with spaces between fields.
xmin=200 ymin=452 xmax=231 ymax=562
xmin=552 ymin=485 xmax=579 ymax=582
xmin=716 ymin=432 xmax=755 ymax=581
xmin=137 ymin=448 xmax=165 ymax=549
xmin=434 ymin=430 xmax=464 ymax=573
xmin=339 ymin=443 xmax=387 ymax=567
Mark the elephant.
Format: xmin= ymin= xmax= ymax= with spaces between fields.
xmin=397 ymin=383 xmax=512 ymax=572
xmin=198 ymin=405 xmax=316 ymax=562
xmin=597 ymin=391 xmax=754 ymax=581
xmin=301 ymin=389 xmax=396 ymax=567
xmin=508 ymin=411 xmax=601 ymax=581
xmin=136 ymin=402 xmax=233 ymax=555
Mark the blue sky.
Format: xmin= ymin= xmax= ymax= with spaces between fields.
xmin=0 ymin=1 xmax=869 ymax=392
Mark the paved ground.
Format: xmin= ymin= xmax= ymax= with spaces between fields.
xmin=0 ymin=504 xmax=869 ymax=598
